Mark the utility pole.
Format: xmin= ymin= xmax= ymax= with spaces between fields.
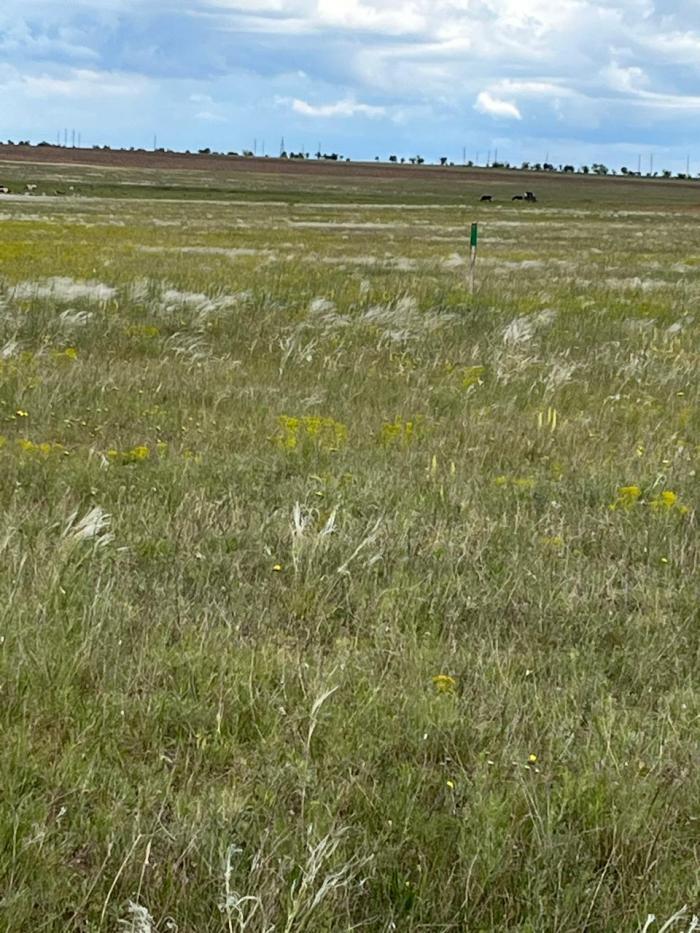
xmin=649 ymin=153 xmax=653 ymax=175
xmin=687 ymin=154 xmax=690 ymax=176
xmin=637 ymin=153 xmax=641 ymax=175
xmin=280 ymin=136 xmax=285 ymax=156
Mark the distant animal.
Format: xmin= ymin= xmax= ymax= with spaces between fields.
xmin=0 ymin=186 xmax=10 ymax=195
xmin=480 ymin=194 xmax=493 ymax=202
xmin=25 ymin=184 xmax=37 ymax=193
xmin=524 ymin=191 xmax=537 ymax=202
xmin=512 ymin=194 xmax=524 ymax=201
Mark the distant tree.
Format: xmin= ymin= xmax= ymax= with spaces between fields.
xmin=592 ymin=163 xmax=609 ymax=175
xmin=280 ymin=150 xmax=288 ymax=158
xmin=389 ymin=155 xmax=398 ymax=163
xmin=533 ymin=162 xmax=542 ymax=171
xmin=440 ymin=157 xmax=448 ymax=166
xmin=400 ymin=157 xmax=406 ymax=164
xmin=581 ymin=165 xmax=589 ymax=174
xmin=661 ymin=169 xmax=672 ymax=178
xmin=620 ymin=166 xmax=629 ymax=175
xmin=563 ymin=165 xmax=575 ymax=173
xmin=416 ymin=156 xmax=425 ymax=164
xmin=198 ymin=147 xmax=211 ymax=155
xmin=520 ymin=161 xmax=530 ymax=170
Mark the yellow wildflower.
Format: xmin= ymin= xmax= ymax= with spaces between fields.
xmin=272 ymin=564 xmax=283 ymax=572
xmin=433 ymin=674 xmax=456 ymax=695
xmin=15 ymin=410 xmax=28 ymax=418
xmin=461 ymin=365 xmax=485 ymax=389
xmin=128 ymin=445 xmax=150 ymax=461
xmin=278 ymin=415 xmax=347 ymax=451
xmin=528 ymin=754 xmax=538 ymax=764
xmin=649 ymin=490 xmax=677 ymax=510
xmin=610 ymin=484 xmax=642 ymax=510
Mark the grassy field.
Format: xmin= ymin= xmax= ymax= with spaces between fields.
xmin=0 ymin=161 xmax=697 ymax=932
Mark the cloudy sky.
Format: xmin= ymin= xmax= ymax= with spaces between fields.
xmin=1 ymin=0 xmax=699 ymax=170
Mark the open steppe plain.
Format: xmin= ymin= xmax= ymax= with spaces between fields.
xmin=0 ymin=154 xmax=697 ymax=932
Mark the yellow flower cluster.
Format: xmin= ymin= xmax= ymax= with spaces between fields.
xmin=107 ymin=444 xmax=152 ymax=464
xmin=51 ymin=347 xmax=78 ymax=361
xmin=609 ymin=484 xmax=642 ymax=510
xmin=649 ymin=490 xmax=689 ymax=515
xmin=433 ymin=674 xmax=457 ymax=695
xmin=610 ymin=485 xmax=688 ymax=514
xmin=461 ymin=365 xmax=486 ymax=389
xmin=126 ymin=324 xmax=160 ymax=338
xmin=17 ymin=438 xmax=67 ymax=457
xmin=277 ymin=415 xmax=347 ymax=452
xmin=381 ymin=417 xmax=416 ymax=446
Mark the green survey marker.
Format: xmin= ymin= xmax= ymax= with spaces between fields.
xmin=470 ymin=222 xmax=478 ymax=248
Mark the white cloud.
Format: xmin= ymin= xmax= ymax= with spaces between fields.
xmin=4 ymin=0 xmax=700 ymax=165
xmin=290 ymin=96 xmax=385 ymax=117
xmin=474 ymin=91 xmax=521 ymax=120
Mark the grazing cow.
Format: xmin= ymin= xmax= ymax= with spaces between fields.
xmin=25 ymin=184 xmax=37 ymax=193
xmin=524 ymin=191 xmax=537 ymax=202
xmin=512 ymin=194 xmax=524 ymax=201
xmin=0 ymin=186 xmax=10 ymax=195
xmin=480 ymin=194 xmax=493 ymax=202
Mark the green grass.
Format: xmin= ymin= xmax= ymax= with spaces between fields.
xmin=0 ymin=163 xmax=697 ymax=932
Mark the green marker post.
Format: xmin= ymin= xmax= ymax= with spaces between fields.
xmin=469 ymin=222 xmax=478 ymax=294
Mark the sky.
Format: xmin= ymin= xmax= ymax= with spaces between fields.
xmin=1 ymin=0 xmax=699 ymax=171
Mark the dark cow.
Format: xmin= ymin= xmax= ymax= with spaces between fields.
xmin=480 ymin=194 xmax=493 ymax=202
xmin=512 ymin=195 xmax=523 ymax=201
xmin=524 ymin=191 xmax=537 ymax=202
